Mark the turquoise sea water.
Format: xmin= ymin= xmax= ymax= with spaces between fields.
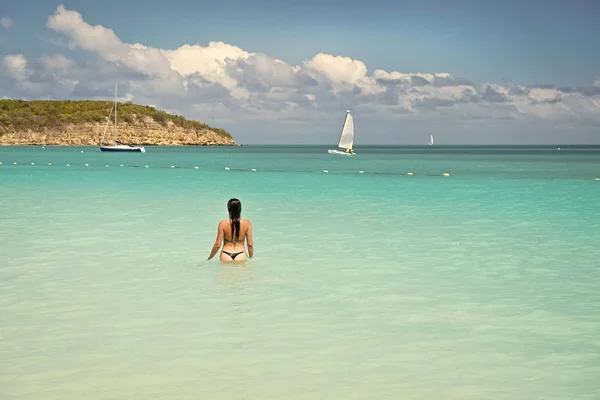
xmin=1 ymin=145 xmax=600 ymax=399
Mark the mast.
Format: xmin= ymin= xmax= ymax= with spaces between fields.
xmin=100 ymin=89 xmax=115 ymax=146
xmin=114 ymin=84 xmax=118 ymax=142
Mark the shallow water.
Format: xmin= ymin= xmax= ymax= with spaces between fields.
xmin=1 ymin=145 xmax=600 ymax=399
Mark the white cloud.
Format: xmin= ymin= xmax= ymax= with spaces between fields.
xmin=306 ymin=53 xmax=367 ymax=84
xmin=527 ymin=87 xmax=562 ymax=103
xmin=1 ymin=4 xmax=599 ymax=144
xmin=0 ymin=17 xmax=13 ymax=30
xmin=163 ymin=42 xmax=250 ymax=80
xmin=3 ymin=54 xmax=27 ymax=80
xmin=47 ymin=5 xmax=174 ymax=79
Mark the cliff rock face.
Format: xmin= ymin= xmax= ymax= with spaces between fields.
xmin=0 ymin=100 xmax=238 ymax=146
xmin=0 ymin=117 xmax=238 ymax=146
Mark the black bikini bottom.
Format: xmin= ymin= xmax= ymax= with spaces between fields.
xmin=222 ymin=250 xmax=245 ymax=260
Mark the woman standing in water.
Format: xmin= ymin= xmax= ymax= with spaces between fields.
xmin=207 ymin=198 xmax=254 ymax=262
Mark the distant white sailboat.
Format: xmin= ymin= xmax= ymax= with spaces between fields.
xmin=427 ymin=134 xmax=434 ymax=146
xmin=328 ymin=110 xmax=356 ymax=156
xmin=99 ymin=85 xmax=145 ymax=153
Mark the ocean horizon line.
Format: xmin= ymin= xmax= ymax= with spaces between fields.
xmin=2 ymin=143 xmax=600 ymax=148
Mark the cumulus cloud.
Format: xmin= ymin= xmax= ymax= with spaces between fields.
xmin=480 ymin=84 xmax=509 ymax=103
xmin=46 ymin=5 xmax=177 ymax=80
xmin=1 ymin=4 xmax=599 ymax=143
xmin=4 ymin=54 xmax=27 ymax=80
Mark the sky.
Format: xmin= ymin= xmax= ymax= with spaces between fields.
xmin=1 ymin=1 xmax=599 ymax=144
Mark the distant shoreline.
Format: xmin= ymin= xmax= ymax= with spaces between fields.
xmin=4 ymin=144 xmax=599 ymax=151
xmin=0 ymin=99 xmax=238 ymax=146
xmin=0 ymin=125 xmax=239 ymax=147
xmin=0 ymin=143 xmax=239 ymax=147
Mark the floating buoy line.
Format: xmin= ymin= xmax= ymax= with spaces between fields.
xmin=0 ymin=160 xmax=466 ymax=177
xmin=2 ymin=162 xmax=457 ymax=178
xmin=3 ymin=161 xmax=598 ymax=180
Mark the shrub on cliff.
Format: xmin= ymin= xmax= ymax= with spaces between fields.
xmin=0 ymin=99 xmax=232 ymax=139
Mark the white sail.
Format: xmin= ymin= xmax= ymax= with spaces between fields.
xmin=337 ymin=111 xmax=354 ymax=149
xmin=428 ymin=134 xmax=434 ymax=146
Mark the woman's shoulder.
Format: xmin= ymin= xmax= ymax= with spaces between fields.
xmin=219 ymin=219 xmax=250 ymax=224
xmin=219 ymin=218 xmax=250 ymax=225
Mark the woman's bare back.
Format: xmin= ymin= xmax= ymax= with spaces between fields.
xmin=207 ymin=198 xmax=254 ymax=262
xmin=221 ymin=219 xmax=250 ymax=245
xmin=219 ymin=218 xmax=253 ymax=262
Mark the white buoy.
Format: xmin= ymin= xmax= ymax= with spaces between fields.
xmin=171 ymin=165 xmax=175 ymax=168
xmin=13 ymin=162 xmax=17 ymax=165
xmin=31 ymin=162 xmax=35 ymax=165
xmin=251 ymin=168 xmax=257 ymax=172
xmin=194 ymin=166 xmax=199 ymax=169
xmin=66 ymin=164 xmax=70 ymax=167
xmin=322 ymin=170 xmax=328 ymax=173
xmin=106 ymin=165 xmax=109 ymax=168
xmin=85 ymin=163 xmax=89 ymax=167
xmin=225 ymin=167 xmax=230 ymax=171
xmin=443 ymin=172 xmax=450 ymax=177
xmin=407 ymin=172 xmax=414 ymax=176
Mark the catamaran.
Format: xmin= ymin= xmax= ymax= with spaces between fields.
xmin=427 ymin=134 xmax=434 ymax=146
xmin=99 ymin=85 xmax=145 ymax=153
xmin=328 ymin=110 xmax=356 ymax=156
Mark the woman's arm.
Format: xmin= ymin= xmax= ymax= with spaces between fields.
xmin=207 ymin=222 xmax=224 ymax=260
xmin=246 ymin=220 xmax=254 ymax=258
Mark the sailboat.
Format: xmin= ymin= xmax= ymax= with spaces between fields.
xmin=328 ymin=110 xmax=356 ymax=156
xmin=99 ymin=85 xmax=145 ymax=153
xmin=427 ymin=134 xmax=434 ymax=146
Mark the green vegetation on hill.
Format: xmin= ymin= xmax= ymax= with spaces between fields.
xmin=0 ymin=99 xmax=231 ymax=138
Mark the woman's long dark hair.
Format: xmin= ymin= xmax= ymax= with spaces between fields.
xmin=227 ymin=198 xmax=242 ymax=240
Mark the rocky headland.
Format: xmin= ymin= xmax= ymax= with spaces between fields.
xmin=0 ymin=99 xmax=238 ymax=146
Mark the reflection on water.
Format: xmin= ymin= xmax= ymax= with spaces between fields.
xmin=217 ymin=261 xmax=252 ymax=292
xmin=215 ymin=262 xmax=256 ymax=352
